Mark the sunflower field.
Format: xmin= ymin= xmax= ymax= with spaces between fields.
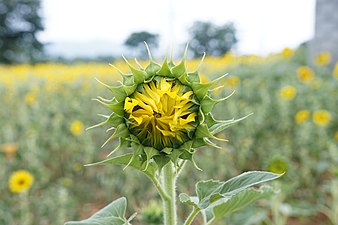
xmin=1 ymin=47 xmax=338 ymax=225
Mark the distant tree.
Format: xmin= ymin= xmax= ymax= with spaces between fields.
xmin=0 ymin=0 xmax=44 ymax=64
xmin=124 ymin=31 xmax=159 ymax=58
xmin=188 ymin=21 xmax=237 ymax=58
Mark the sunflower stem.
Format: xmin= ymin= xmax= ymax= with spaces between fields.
xmin=183 ymin=207 xmax=200 ymax=225
xmin=162 ymin=162 xmax=177 ymax=225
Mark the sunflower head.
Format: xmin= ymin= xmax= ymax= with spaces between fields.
xmin=8 ymin=170 xmax=34 ymax=193
xmin=90 ymin=44 xmax=247 ymax=170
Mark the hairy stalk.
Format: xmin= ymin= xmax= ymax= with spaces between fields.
xmin=162 ymin=163 xmax=177 ymax=225
xmin=183 ymin=207 xmax=200 ymax=225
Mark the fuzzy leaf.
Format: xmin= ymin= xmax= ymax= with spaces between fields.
xmin=85 ymin=153 xmax=157 ymax=178
xmin=179 ymin=193 xmax=199 ymax=208
xmin=197 ymin=171 xmax=283 ymax=209
xmin=64 ymin=197 xmax=133 ymax=225
xmin=209 ymin=186 xmax=274 ymax=222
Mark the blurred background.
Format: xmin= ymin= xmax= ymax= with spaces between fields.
xmin=1 ymin=0 xmax=337 ymax=225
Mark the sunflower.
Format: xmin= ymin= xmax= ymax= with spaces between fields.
xmin=8 ymin=170 xmax=34 ymax=193
xmin=70 ymin=120 xmax=85 ymax=136
xmin=279 ymin=85 xmax=296 ymax=100
xmin=313 ymin=110 xmax=331 ymax=127
xmin=89 ymin=45 xmax=247 ymax=169
xmin=294 ymin=110 xmax=310 ymax=124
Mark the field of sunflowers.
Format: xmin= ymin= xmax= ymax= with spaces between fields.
xmin=1 ymin=47 xmax=338 ymax=225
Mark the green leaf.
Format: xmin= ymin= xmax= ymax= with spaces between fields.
xmin=197 ymin=171 xmax=282 ymax=209
xmin=210 ymin=186 xmax=274 ymax=221
xmin=181 ymin=172 xmax=281 ymax=224
xmin=85 ymin=153 xmax=157 ymax=178
xmin=64 ymin=197 xmax=133 ymax=225
xmin=179 ymin=193 xmax=199 ymax=208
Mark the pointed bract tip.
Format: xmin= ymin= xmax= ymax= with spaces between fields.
xmin=144 ymin=42 xmax=153 ymax=61
xmin=109 ymin=63 xmax=125 ymax=76
xmin=134 ymin=58 xmax=143 ymax=69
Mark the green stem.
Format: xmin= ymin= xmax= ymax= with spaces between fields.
xmin=149 ymin=175 xmax=170 ymax=201
xmin=162 ymin=163 xmax=177 ymax=225
xmin=183 ymin=207 xmax=200 ymax=225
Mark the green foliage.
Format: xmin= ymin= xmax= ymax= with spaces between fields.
xmin=65 ymin=197 xmax=135 ymax=225
xmin=188 ymin=21 xmax=237 ymax=58
xmin=0 ymin=0 xmax=44 ymax=64
xmin=124 ymin=31 xmax=159 ymax=59
xmin=180 ymin=172 xmax=282 ymax=223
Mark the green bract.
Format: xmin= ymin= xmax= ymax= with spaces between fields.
xmin=89 ymin=44 xmax=249 ymax=170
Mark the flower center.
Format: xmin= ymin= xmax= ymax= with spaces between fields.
xmin=124 ymin=77 xmax=198 ymax=150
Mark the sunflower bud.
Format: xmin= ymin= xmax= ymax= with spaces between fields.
xmin=90 ymin=44 xmax=248 ymax=170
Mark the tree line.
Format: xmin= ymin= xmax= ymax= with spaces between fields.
xmin=0 ymin=0 xmax=237 ymax=64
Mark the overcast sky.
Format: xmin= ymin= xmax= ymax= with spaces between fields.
xmin=39 ymin=0 xmax=316 ymax=55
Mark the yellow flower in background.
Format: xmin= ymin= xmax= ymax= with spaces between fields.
xmin=281 ymin=48 xmax=293 ymax=59
xmin=313 ymin=110 xmax=331 ymax=127
xmin=297 ymin=66 xmax=314 ymax=83
xmin=24 ymin=92 xmax=37 ymax=106
xmin=333 ymin=62 xmax=338 ymax=79
xmin=279 ymin=85 xmax=296 ymax=100
xmin=334 ymin=131 xmax=338 ymax=142
xmin=199 ymin=74 xmax=209 ymax=84
xmin=8 ymin=170 xmax=34 ymax=193
xmin=295 ymin=110 xmax=310 ymax=124
xmin=125 ymin=78 xmax=197 ymax=149
xmin=1 ymin=143 xmax=19 ymax=158
xmin=267 ymin=157 xmax=287 ymax=174
xmin=314 ymin=52 xmax=331 ymax=66
xmin=225 ymin=76 xmax=240 ymax=88
xmin=70 ymin=120 xmax=84 ymax=136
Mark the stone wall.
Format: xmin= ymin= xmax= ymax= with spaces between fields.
xmin=310 ymin=0 xmax=338 ymax=67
